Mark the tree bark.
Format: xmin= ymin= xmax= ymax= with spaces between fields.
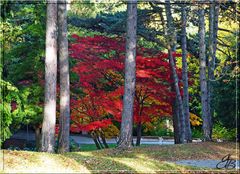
xmin=41 ymin=1 xmax=58 ymax=153
xmin=168 ymin=50 xmax=186 ymax=143
xmin=208 ymin=0 xmax=219 ymax=138
xmin=199 ymin=7 xmax=211 ymax=141
xmin=172 ymin=99 xmax=181 ymax=144
xmin=100 ymin=131 xmax=109 ymax=148
xmin=181 ymin=5 xmax=192 ymax=143
xmin=136 ymin=121 xmax=142 ymax=146
xmin=34 ymin=125 xmax=41 ymax=151
xmin=117 ymin=0 xmax=137 ymax=149
xmin=157 ymin=3 xmax=181 ymax=144
xmin=96 ymin=135 xmax=104 ymax=149
xmin=136 ymin=100 xmax=144 ymax=146
xmin=165 ymin=0 xmax=185 ymax=143
xmin=91 ymin=132 xmax=101 ymax=150
xmin=57 ymin=0 xmax=70 ymax=154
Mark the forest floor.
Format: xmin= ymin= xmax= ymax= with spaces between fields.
xmin=1 ymin=142 xmax=239 ymax=173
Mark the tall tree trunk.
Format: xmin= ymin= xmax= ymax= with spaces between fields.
xmin=199 ymin=7 xmax=211 ymax=141
xmin=208 ymin=0 xmax=219 ymax=137
xmin=165 ymin=0 xmax=185 ymax=143
xmin=117 ymin=0 xmax=137 ymax=149
xmin=57 ymin=0 xmax=70 ymax=154
xmin=41 ymin=1 xmax=58 ymax=153
xmin=157 ymin=4 xmax=181 ymax=144
xmin=181 ymin=4 xmax=192 ymax=143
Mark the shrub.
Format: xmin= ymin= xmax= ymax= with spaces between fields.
xmin=212 ymin=123 xmax=236 ymax=141
xmin=191 ymin=127 xmax=203 ymax=139
xmin=144 ymin=120 xmax=174 ymax=137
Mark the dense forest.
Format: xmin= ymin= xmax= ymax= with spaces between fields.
xmin=0 ymin=0 xmax=239 ymax=155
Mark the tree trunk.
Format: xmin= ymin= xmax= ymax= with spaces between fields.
xmin=117 ymin=0 xmax=137 ymax=149
xmin=93 ymin=137 xmax=101 ymax=150
xmin=181 ymin=5 xmax=192 ymax=143
xmin=96 ymin=135 xmax=104 ymax=149
xmin=199 ymin=7 xmax=211 ymax=141
xmin=168 ymin=50 xmax=186 ymax=143
xmin=136 ymin=102 xmax=144 ymax=146
xmin=41 ymin=1 xmax=58 ymax=153
xmin=34 ymin=125 xmax=41 ymax=151
xmin=173 ymin=99 xmax=181 ymax=144
xmin=136 ymin=121 xmax=142 ymax=146
xmin=91 ymin=131 xmax=101 ymax=149
xmin=57 ymin=0 xmax=70 ymax=154
xmin=208 ymin=0 xmax=219 ymax=137
xmin=165 ymin=0 xmax=185 ymax=143
xmin=100 ymin=131 xmax=109 ymax=148
xmin=158 ymin=4 xmax=180 ymax=144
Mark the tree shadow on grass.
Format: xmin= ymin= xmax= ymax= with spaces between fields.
xmin=64 ymin=148 xmax=196 ymax=173
xmin=64 ymin=151 xmax=137 ymax=173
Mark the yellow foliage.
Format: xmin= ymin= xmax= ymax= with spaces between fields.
xmin=106 ymin=69 xmax=124 ymax=84
xmin=143 ymin=122 xmax=154 ymax=133
xmin=190 ymin=113 xmax=202 ymax=126
xmin=102 ymin=124 xmax=119 ymax=139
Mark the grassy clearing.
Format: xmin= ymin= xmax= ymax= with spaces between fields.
xmin=1 ymin=142 xmax=239 ymax=173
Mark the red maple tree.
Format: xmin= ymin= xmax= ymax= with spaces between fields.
xmin=69 ymin=34 xmax=182 ymax=147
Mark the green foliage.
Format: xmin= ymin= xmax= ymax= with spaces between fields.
xmin=20 ymin=85 xmax=43 ymax=125
xmin=0 ymin=80 xmax=44 ymax=146
xmin=143 ymin=118 xmax=174 ymax=137
xmin=212 ymin=123 xmax=236 ymax=141
xmin=1 ymin=2 xmax=45 ymax=146
xmin=149 ymin=128 xmax=174 ymax=137
xmin=68 ymin=25 xmax=117 ymax=38
xmin=213 ymin=60 xmax=239 ymax=130
xmin=191 ymin=127 xmax=203 ymax=139
xmin=3 ymin=3 xmax=46 ymax=83
xmin=69 ymin=1 xmax=126 ymax=18
xmin=0 ymin=80 xmax=22 ymax=146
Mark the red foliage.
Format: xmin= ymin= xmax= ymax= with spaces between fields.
xmin=69 ymin=34 xmax=182 ymax=133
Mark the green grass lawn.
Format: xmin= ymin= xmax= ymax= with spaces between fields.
xmin=79 ymin=144 xmax=151 ymax=151
xmin=80 ymin=144 xmax=117 ymax=151
xmin=1 ymin=142 xmax=239 ymax=173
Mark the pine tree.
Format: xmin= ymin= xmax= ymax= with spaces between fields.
xmin=58 ymin=0 xmax=70 ymax=153
xmin=117 ymin=0 xmax=137 ymax=149
xmin=165 ymin=0 xmax=185 ymax=143
xmin=181 ymin=4 xmax=192 ymax=142
xmin=199 ymin=6 xmax=211 ymax=141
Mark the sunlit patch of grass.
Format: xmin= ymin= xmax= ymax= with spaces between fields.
xmin=3 ymin=150 xmax=90 ymax=173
